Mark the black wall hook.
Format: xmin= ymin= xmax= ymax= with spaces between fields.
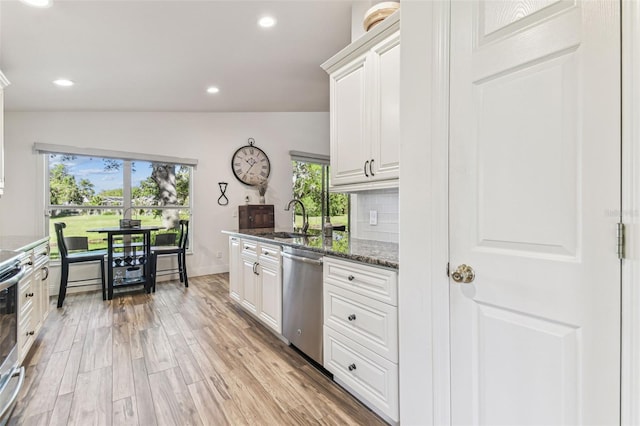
xmin=218 ymin=182 xmax=229 ymax=206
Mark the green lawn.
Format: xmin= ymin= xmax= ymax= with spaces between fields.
xmin=295 ymin=215 xmax=348 ymax=231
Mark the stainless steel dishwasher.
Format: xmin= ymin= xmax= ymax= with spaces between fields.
xmin=282 ymin=246 xmax=324 ymax=365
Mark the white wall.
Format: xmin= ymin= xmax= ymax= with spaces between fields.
xmin=0 ymin=111 xmax=329 ymax=285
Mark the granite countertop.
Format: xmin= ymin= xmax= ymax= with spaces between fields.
xmin=0 ymin=235 xmax=50 ymax=252
xmin=223 ymin=229 xmax=399 ymax=270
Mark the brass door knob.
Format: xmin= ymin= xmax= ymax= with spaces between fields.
xmin=451 ymin=264 xmax=475 ymax=284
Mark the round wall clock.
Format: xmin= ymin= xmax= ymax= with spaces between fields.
xmin=231 ymin=138 xmax=271 ymax=186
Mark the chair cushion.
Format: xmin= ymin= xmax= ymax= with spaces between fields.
xmin=67 ymin=249 xmax=107 ymax=262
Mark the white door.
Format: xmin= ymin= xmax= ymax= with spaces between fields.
xmin=449 ymin=1 xmax=621 ymax=425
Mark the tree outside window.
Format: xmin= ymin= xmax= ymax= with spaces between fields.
xmin=291 ymin=161 xmax=349 ymax=231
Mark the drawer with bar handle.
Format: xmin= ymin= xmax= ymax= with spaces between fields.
xmin=323 ymin=256 xmax=397 ymax=305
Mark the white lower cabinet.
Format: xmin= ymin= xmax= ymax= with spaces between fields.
xmin=240 ymin=239 xmax=260 ymax=315
xmin=323 ymin=256 xmax=399 ymax=424
xmin=258 ymin=256 xmax=281 ymax=332
xmin=17 ymin=240 xmax=50 ymax=362
xmin=229 ymin=236 xmax=282 ymax=334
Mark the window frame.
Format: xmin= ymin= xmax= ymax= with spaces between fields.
xmin=290 ymin=156 xmax=350 ymax=232
xmin=44 ymin=153 xmax=194 ymax=260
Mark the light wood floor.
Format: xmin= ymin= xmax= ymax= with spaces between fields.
xmin=9 ymin=274 xmax=386 ymax=425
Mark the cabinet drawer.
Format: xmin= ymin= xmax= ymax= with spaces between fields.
xmin=34 ymin=243 xmax=49 ymax=260
xmin=323 ymin=257 xmax=397 ymax=305
xmin=324 ymin=284 xmax=398 ymax=363
xmin=34 ymin=250 xmax=49 ymax=269
xmin=260 ymin=244 xmax=280 ymax=261
xmin=241 ymin=240 xmax=258 ymax=257
xmin=323 ymin=327 xmax=398 ymax=421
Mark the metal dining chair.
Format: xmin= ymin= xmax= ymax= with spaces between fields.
xmin=54 ymin=222 xmax=106 ymax=308
xmin=150 ymin=220 xmax=189 ymax=291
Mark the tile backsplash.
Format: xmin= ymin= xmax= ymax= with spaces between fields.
xmin=351 ymin=188 xmax=399 ymax=243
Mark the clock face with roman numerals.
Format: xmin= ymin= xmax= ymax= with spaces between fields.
xmin=231 ymin=143 xmax=271 ymax=186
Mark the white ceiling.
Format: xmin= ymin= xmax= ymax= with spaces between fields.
xmin=0 ymin=0 xmax=352 ymax=112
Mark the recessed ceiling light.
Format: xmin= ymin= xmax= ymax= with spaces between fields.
xmin=53 ymin=79 xmax=74 ymax=87
xmin=20 ymin=0 xmax=52 ymax=8
xmin=206 ymin=86 xmax=220 ymax=94
xmin=258 ymin=16 xmax=276 ymax=28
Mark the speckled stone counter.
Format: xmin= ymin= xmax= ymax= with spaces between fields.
xmin=223 ymin=230 xmax=399 ymax=270
xmin=0 ymin=235 xmax=49 ymax=252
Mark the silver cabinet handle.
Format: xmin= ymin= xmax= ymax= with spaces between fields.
xmin=364 ymin=161 xmax=369 ymax=177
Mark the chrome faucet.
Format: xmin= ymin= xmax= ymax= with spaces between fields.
xmin=284 ymin=199 xmax=309 ymax=234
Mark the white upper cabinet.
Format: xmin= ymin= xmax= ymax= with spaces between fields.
xmin=322 ymin=12 xmax=399 ymax=192
xmin=330 ymin=54 xmax=369 ymax=186
xmin=369 ymin=32 xmax=400 ymax=183
xmin=0 ymin=71 xmax=9 ymax=197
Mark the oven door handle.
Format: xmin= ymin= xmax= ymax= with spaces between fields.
xmin=0 ymin=366 xmax=25 ymax=422
xmin=0 ymin=267 xmax=25 ymax=292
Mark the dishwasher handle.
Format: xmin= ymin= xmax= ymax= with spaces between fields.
xmin=282 ymin=252 xmax=323 ymax=266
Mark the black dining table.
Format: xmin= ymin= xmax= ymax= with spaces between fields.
xmin=88 ymin=226 xmax=160 ymax=299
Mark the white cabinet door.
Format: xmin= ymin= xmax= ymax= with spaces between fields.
xmin=330 ymin=54 xmax=369 ymax=186
xmin=240 ymin=255 xmax=259 ymax=315
xmin=450 ymin=1 xmax=620 ymax=424
xmin=37 ymin=261 xmax=50 ymax=329
xmin=17 ymin=265 xmax=35 ymax=362
xmin=228 ymin=237 xmax=242 ymax=302
xmin=258 ymin=260 xmax=281 ymax=333
xmin=369 ymin=31 xmax=400 ymax=182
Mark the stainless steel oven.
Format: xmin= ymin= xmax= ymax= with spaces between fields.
xmin=0 ymin=251 xmax=26 ymax=425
